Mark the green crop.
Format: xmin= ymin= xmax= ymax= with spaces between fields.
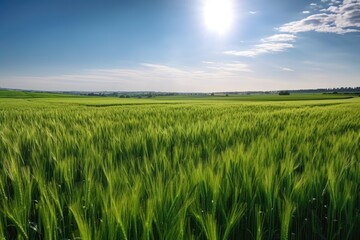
xmin=0 ymin=95 xmax=359 ymax=239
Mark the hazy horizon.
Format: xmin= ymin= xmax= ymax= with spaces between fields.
xmin=1 ymin=0 xmax=359 ymax=92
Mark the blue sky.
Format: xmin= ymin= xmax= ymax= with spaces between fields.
xmin=0 ymin=0 xmax=359 ymax=92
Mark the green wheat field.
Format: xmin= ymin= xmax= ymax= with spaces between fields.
xmin=0 ymin=90 xmax=359 ymax=240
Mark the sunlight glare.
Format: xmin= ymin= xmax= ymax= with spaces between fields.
xmin=203 ymin=0 xmax=234 ymax=35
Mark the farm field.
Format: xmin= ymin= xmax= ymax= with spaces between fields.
xmin=0 ymin=91 xmax=359 ymax=239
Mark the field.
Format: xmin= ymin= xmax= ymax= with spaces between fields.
xmin=0 ymin=91 xmax=359 ymax=239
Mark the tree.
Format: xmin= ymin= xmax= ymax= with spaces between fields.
xmin=279 ymin=91 xmax=290 ymax=95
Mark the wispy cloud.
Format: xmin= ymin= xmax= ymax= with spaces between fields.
xmin=224 ymin=34 xmax=295 ymax=57
xmin=261 ymin=34 xmax=297 ymax=42
xmin=1 ymin=62 xmax=253 ymax=92
xmin=280 ymin=0 xmax=360 ymax=34
xmin=280 ymin=67 xmax=295 ymax=72
xmin=204 ymin=61 xmax=252 ymax=72
xmin=303 ymin=10 xmax=311 ymax=14
xmin=249 ymin=11 xmax=257 ymax=14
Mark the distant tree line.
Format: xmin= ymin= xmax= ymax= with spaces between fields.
xmin=288 ymin=87 xmax=360 ymax=94
xmin=219 ymin=87 xmax=360 ymax=96
xmin=84 ymin=92 xmax=208 ymax=98
xmin=278 ymin=91 xmax=290 ymax=95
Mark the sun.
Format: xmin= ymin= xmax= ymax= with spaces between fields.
xmin=203 ymin=0 xmax=234 ymax=35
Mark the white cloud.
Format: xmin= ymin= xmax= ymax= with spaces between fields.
xmin=249 ymin=11 xmax=257 ymax=14
xmin=224 ymin=50 xmax=258 ymax=57
xmin=303 ymin=10 xmax=311 ymax=14
xmin=204 ymin=61 xmax=252 ymax=72
xmin=327 ymin=6 xmax=339 ymax=12
xmin=279 ymin=0 xmax=360 ymax=34
xmin=280 ymin=67 xmax=295 ymax=72
xmin=224 ymin=33 xmax=295 ymax=57
xmin=255 ymin=43 xmax=294 ymax=52
xmin=224 ymin=43 xmax=294 ymax=57
xmin=262 ymin=34 xmax=297 ymax=42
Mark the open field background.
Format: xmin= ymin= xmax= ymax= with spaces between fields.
xmin=0 ymin=91 xmax=359 ymax=239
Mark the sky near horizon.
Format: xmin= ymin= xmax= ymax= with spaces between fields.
xmin=0 ymin=0 xmax=359 ymax=92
